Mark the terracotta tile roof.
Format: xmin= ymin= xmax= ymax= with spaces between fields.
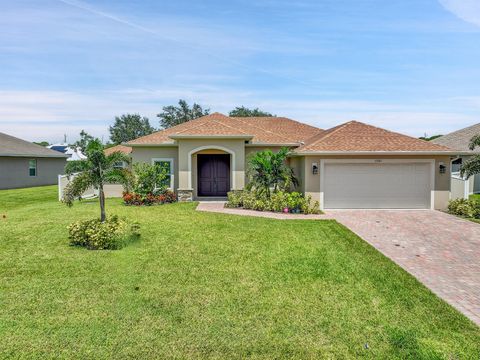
xmin=128 ymin=112 xmax=323 ymax=145
xmin=432 ymin=123 xmax=480 ymax=153
xmin=295 ymin=121 xmax=454 ymax=153
xmin=104 ymin=144 xmax=132 ymax=156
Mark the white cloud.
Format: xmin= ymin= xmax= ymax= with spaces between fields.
xmin=0 ymin=89 xmax=477 ymax=142
xmin=439 ymin=0 xmax=480 ymax=27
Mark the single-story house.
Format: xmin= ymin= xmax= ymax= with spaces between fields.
xmin=0 ymin=132 xmax=67 ymax=190
xmin=432 ymin=123 xmax=480 ymax=196
xmin=126 ymin=113 xmax=459 ymax=210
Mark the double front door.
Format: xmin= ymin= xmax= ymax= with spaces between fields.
xmin=197 ymin=154 xmax=230 ymax=197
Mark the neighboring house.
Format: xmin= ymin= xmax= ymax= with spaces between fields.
xmin=432 ymin=123 xmax=480 ymax=196
xmin=47 ymin=143 xmax=87 ymax=161
xmin=126 ymin=113 xmax=458 ymax=210
xmin=0 ymin=132 xmax=67 ymax=190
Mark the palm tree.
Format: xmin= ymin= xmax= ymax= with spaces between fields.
xmin=63 ymin=139 xmax=132 ymax=222
xmin=246 ymin=147 xmax=298 ymax=197
xmin=460 ymin=134 xmax=480 ymax=179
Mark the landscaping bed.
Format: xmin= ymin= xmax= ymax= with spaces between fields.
xmin=226 ymin=190 xmax=321 ymax=214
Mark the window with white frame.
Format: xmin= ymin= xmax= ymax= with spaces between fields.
xmin=152 ymin=158 xmax=174 ymax=189
xmin=113 ymin=161 xmax=126 ymax=169
xmin=28 ymin=159 xmax=37 ymax=177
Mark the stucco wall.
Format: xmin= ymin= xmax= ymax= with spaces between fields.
xmin=130 ymin=147 xmax=179 ymax=190
xmin=177 ymin=139 xmax=246 ymax=191
xmin=300 ymin=155 xmax=452 ymax=210
xmin=0 ymin=156 xmax=66 ymax=190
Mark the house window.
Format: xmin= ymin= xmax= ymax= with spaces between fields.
xmin=29 ymin=159 xmax=37 ymax=177
xmin=452 ymin=158 xmax=462 ymax=173
xmin=113 ymin=161 xmax=126 ymax=169
xmin=152 ymin=158 xmax=174 ymax=189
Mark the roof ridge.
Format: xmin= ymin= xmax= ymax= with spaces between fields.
xmin=127 ymin=113 xmax=229 ymax=144
xmin=174 ymin=118 xmax=250 ymax=135
xmin=349 ymin=120 xmax=452 ymax=150
xmin=302 ymin=121 xmax=353 ymax=148
xmin=227 ymin=116 xmax=299 ymax=144
xmin=210 ymin=119 xmax=251 ymax=135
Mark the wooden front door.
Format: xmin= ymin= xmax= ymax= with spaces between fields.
xmin=197 ymin=154 xmax=230 ymax=197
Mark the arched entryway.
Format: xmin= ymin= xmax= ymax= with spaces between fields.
xmin=187 ymin=145 xmax=236 ymax=198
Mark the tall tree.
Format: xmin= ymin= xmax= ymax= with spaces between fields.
xmin=419 ymin=134 xmax=443 ymax=141
xmin=229 ymin=106 xmax=274 ymax=117
xmin=460 ymin=135 xmax=480 ymax=179
xmin=63 ymin=139 xmax=133 ymax=222
xmin=72 ymin=130 xmax=94 ymax=153
xmin=109 ymin=114 xmax=155 ymax=144
xmin=157 ymin=99 xmax=210 ymax=129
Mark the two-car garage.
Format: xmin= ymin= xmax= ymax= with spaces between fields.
xmin=321 ymin=160 xmax=434 ymax=209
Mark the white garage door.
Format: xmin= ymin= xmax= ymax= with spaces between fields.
xmin=323 ymin=162 xmax=432 ymax=209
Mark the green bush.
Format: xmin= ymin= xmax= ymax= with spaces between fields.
xmin=447 ymin=198 xmax=480 ymax=218
xmin=68 ymin=215 xmax=140 ymax=250
xmin=132 ymin=162 xmax=168 ymax=196
xmin=226 ymin=190 xmax=321 ymax=214
xmin=226 ymin=190 xmax=244 ymax=208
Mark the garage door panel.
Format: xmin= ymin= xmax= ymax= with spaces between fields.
xmin=324 ymin=163 xmax=431 ymax=209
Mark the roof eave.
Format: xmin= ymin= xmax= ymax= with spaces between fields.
xmin=0 ymin=153 xmax=69 ymax=158
xmin=168 ymin=135 xmax=254 ymax=140
xmin=125 ymin=142 xmax=177 ymax=147
xmin=246 ymin=142 xmax=301 ymax=147
xmin=292 ymin=150 xmax=464 ymax=156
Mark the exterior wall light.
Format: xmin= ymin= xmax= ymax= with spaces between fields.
xmin=312 ymin=162 xmax=318 ymax=175
xmin=439 ymin=162 xmax=446 ymax=174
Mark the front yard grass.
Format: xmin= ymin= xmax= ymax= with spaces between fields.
xmin=0 ymin=186 xmax=479 ymax=358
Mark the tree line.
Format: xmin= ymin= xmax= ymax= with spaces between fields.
xmin=69 ymin=100 xmax=274 ymax=148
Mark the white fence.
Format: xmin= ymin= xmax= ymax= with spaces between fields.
xmin=58 ymin=174 xmax=124 ymax=201
xmin=450 ymin=172 xmax=474 ymax=200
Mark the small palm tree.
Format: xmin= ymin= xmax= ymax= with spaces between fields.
xmin=460 ymin=134 xmax=480 ymax=179
xmin=63 ymin=139 xmax=133 ymax=222
xmin=247 ymin=147 xmax=298 ymax=197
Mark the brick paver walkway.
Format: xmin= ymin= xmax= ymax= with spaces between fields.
xmin=196 ymin=202 xmax=480 ymax=326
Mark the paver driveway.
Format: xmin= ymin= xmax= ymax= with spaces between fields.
xmin=328 ymin=210 xmax=480 ymax=326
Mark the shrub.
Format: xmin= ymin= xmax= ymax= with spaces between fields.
xmin=68 ymin=215 xmax=140 ymax=250
xmin=123 ymin=190 xmax=177 ymax=206
xmin=226 ymin=190 xmax=244 ymax=208
xmin=132 ymin=162 xmax=168 ymax=196
xmin=447 ymin=198 xmax=480 ymax=218
xmin=226 ymin=190 xmax=321 ymax=214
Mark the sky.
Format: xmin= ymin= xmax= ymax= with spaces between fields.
xmin=0 ymin=0 xmax=479 ymax=143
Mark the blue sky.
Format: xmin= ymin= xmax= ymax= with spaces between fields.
xmin=0 ymin=0 xmax=479 ymax=143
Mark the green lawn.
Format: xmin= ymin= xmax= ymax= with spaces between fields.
xmin=0 ymin=186 xmax=479 ymax=359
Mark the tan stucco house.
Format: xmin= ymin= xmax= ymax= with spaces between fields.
xmin=126 ymin=112 xmax=459 ymax=210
